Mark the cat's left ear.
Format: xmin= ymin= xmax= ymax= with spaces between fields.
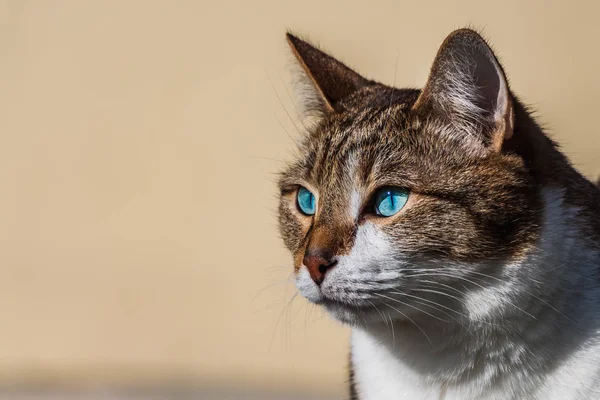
xmin=286 ymin=33 xmax=373 ymax=123
xmin=413 ymin=29 xmax=514 ymax=152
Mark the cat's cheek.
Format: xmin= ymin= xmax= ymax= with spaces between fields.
xmin=278 ymin=193 xmax=314 ymax=253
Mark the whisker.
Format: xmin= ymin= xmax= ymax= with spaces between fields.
xmin=409 ymin=284 xmax=465 ymax=304
xmin=429 ymin=269 xmax=542 ymax=320
xmin=418 ymin=279 xmax=469 ymax=298
xmin=446 ymin=268 xmax=577 ymax=325
xmin=273 ymin=111 xmax=296 ymax=144
xmin=284 ymin=290 xmax=300 ymax=351
xmin=269 ymin=290 xmax=300 ymax=351
xmin=266 ymin=70 xmax=303 ymax=138
xmin=384 ymin=50 xmax=401 ymax=131
xmin=374 ymin=293 xmax=447 ymax=323
xmin=368 ymin=299 xmax=395 ymax=343
xmin=405 ymin=270 xmax=538 ymax=320
xmin=405 ymin=271 xmax=487 ymax=290
xmin=398 ymin=284 xmax=507 ymax=329
xmin=388 ymin=311 xmax=396 ymax=346
xmin=380 ymin=301 xmax=433 ymax=346
xmin=252 ymin=274 xmax=295 ymax=302
xmin=277 ymin=71 xmax=307 ymax=131
xmin=389 ymin=291 xmax=460 ymax=323
xmin=303 ymin=297 xmax=310 ymax=334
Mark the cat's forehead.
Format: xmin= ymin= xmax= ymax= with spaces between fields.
xmin=308 ymin=114 xmax=404 ymax=182
xmin=300 ymin=92 xmax=434 ymax=190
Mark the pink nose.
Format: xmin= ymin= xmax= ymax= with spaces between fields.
xmin=303 ymin=249 xmax=337 ymax=285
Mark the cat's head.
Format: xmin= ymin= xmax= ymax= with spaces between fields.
xmin=278 ymin=29 xmax=542 ymax=326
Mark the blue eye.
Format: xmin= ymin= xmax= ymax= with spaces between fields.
xmin=297 ymin=187 xmax=316 ymax=215
xmin=373 ymin=187 xmax=409 ymax=217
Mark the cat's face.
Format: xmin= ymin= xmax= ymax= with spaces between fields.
xmin=278 ymin=30 xmax=541 ymax=326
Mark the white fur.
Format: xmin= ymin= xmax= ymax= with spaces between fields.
xmin=347 ymin=154 xmax=362 ymax=221
xmin=324 ymin=222 xmax=403 ymax=302
xmin=349 ymin=188 xmax=600 ymax=399
xmin=288 ymin=58 xmax=327 ymax=128
xmin=349 ymin=188 xmax=362 ymax=221
xmin=352 ymin=329 xmax=436 ymax=399
xmin=296 ymin=222 xmax=404 ymax=324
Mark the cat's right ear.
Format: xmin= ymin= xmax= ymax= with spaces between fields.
xmin=286 ymin=33 xmax=372 ymax=123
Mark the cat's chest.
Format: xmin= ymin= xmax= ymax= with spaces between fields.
xmin=350 ymin=329 xmax=442 ymax=400
xmin=350 ymin=329 xmax=509 ymax=400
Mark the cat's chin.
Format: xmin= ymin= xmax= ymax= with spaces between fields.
xmin=324 ymin=304 xmax=362 ymax=325
xmin=321 ymin=299 xmax=374 ymax=326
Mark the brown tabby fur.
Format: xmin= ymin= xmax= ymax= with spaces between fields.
xmin=278 ymin=29 xmax=600 ymax=399
xmin=279 ymin=31 xmax=600 ymax=268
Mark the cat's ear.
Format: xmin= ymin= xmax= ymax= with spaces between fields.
xmin=286 ymin=33 xmax=372 ymax=122
xmin=413 ymin=29 xmax=514 ymax=152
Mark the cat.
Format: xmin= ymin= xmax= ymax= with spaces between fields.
xmin=277 ymin=29 xmax=600 ymax=399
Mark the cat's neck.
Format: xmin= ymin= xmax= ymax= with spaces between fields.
xmin=352 ymin=186 xmax=600 ymax=397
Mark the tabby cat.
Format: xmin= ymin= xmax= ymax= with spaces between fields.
xmin=277 ymin=29 xmax=600 ymax=399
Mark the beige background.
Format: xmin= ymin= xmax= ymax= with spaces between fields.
xmin=1 ymin=0 xmax=599 ymax=397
